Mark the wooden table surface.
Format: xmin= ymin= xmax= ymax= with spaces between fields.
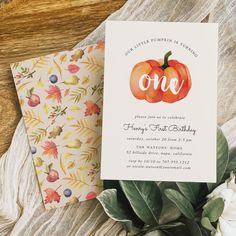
xmin=0 ymin=0 xmax=126 ymax=157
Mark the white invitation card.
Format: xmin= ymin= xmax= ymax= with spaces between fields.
xmin=101 ymin=21 xmax=218 ymax=182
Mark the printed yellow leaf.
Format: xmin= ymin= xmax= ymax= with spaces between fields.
xmin=64 ymin=75 xmax=79 ymax=85
xmin=92 ymin=135 xmax=102 ymax=145
xmin=60 ymin=156 xmax=66 ymax=175
xmin=63 ymin=172 xmax=87 ymax=189
xmin=79 ymin=166 xmax=87 ymax=171
xmin=63 ymin=132 xmax=72 ymax=140
xmin=65 ymin=139 xmax=81 ymax=149
xmin=70 ymin=106 xmax=80 ymax=112
xmin=17 ymin=82 xmax=30 ymax=92
xmin=72 ymin=119 xmax=97 ymax=136
xmin=23 ymin=110 xmax=44 ymax=127
xmin=32 ymin=56 xmax=49 ymax=69
xmin=37 ymin=78 xmax=44 ymax=88
xmin=66 ymin=116 xmax=75 ymax=121
xmin=19 ymin=98 xmax=24 ymax=106
xmin=81 ymin=55 xmax=103 ymax=73
xmin=60 ymin=53 xmax=67 ymax=63
xmin=30 ymin=128 xmax=47 ymax=144
xmin=63 ymin=153 xmax=73 ymax=159
xmin=81 ymin=146 xmax=98 ymax=162
xmin=11 ymin=62 xmax=21 ymax=69
xmin=43 ymin=104 xmax=49 ymax=114
xmin=81 ymin=76 xmax=90 ymax=85
xmin=68 ymin=161 xmax=75 ymax=169
xmin=53 ymin=59 xmax=62 ymax=79
xmin=36 ymin=169 xmax=42 ymax=176
xmin=47 ymin=67 xmax=53 ymax=75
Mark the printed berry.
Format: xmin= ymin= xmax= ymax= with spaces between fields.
xmin=49 ymin=75 xmax=58 ymax=84
xmin=31 ymin=146 xmax=37 ymax=154
xmin=63 ymin=188 xmax=72 ymax=197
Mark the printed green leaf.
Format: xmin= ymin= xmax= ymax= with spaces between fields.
xmin=119 ymin=181 xmax=162 ymax=226
xmin=202 ymin=198 xmax=224 ymax=222
xmin=97 ymin=189 xmax=139 ymax=233
xmin=201 ymin=217 xmax=216 ymax=232
xmin=208 ymin=127 xmax=229 ymax=191
xmin=176 ymin=182 xmax=200 ymax=206
xmin=165 ymin=189 xmax=194 ymax=219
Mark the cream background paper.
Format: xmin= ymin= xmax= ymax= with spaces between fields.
xmin=102 ymin=21 xmax=217 ymax=182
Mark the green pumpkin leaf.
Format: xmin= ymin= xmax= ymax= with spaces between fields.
xmin=97 ymin=189 xmax=139 ymax=232
xmin=207 ymin=127 xmax=229 ymax=191
xmin=164 ymin=189 xmax=194 ymax=219
xmin=201 ymin=217 xmax=216 ymax=232
xmin=176 ymin=182 xmax=200 ymax=206
xmin=119 ymin=181 xmax=162 ymax=226
xmin=202 ymin=198 xmax=224 ymax=222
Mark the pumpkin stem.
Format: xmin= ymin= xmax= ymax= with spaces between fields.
xmin=160 ymin=51 xmax=172 ymax=70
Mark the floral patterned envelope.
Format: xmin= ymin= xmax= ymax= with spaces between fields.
xmin=10 ymin=43 xmax=104 ymax=209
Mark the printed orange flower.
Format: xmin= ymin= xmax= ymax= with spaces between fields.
xmin=87 ymin=45 xmax=94 ymax=53
xmin=95 ymin=41 xmax=105 ymax=49
xmin=86 ymin=137 xmax=93 ymax=144
xmin=46 ymin=85 xmax=62 ymax=103
xmin=64 ymin=88 xmax=70 ymax=96
xmin=44 ymin=188 xmax=61 ymax=204
xmin=84 ymin=100 xmax=100 ymax=116
xmin=42 ymin=141 xmax=58 ymax=158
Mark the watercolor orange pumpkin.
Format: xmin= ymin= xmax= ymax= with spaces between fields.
xmin=130 ymin=51 xmax=192 ymax=103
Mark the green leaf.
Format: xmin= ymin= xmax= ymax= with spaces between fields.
xmin=97 ymin=189 xmax=138 ymax=232
xmin=207 ymin=127 xmax=229 ymax=191
xmin=221 ymin=118 xmax=236 ymax=177
xmin=201 ymin=217 xmax=216 ymax=232
xmin=202 ymin=198 xmax=224 ymax=222
xmin=164 ymin=189 xmax=194 ymax=219
xmin=145 ymin=230 xmax=166 ymax=236
xmin=146 ymin=222 xmax=184 ymax=232
xmin=225 ymin=146 xmax=236 ymax=175
xmin=119 ymin=181 xmax=162 ymax=226
xmin=176 ymin=182 xmax=200 ymax=206
xmin=103 ymin=180 xmax=144 ymax=228
xmin=186 ymin=220 xmax=202 ymax=236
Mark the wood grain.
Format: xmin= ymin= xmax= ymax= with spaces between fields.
xmin=0 ymin=0 xmax=126 ymax=156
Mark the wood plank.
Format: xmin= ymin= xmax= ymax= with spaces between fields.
xmin=0 ymin=0 xmax=126 ymax=156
